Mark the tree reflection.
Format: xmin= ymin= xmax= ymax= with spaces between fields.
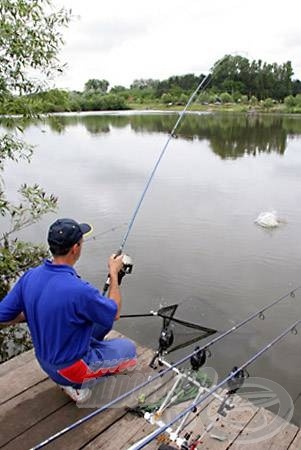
xmin=1 ymin=113 xmax=301 ymax=158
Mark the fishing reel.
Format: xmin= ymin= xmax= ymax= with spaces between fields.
xmin=159 ymin=328 xmax=174 ymax=352
xmin=226 ymin=366 xmax=249 ymax=395
xmin=190 ymin=346 xmax=207 ymax=371
xmin=118 ymin=254 xmax=133 ymax=285
xmin=103 ymin=253 xmax=133 ymax=295
xmin=149 ymin=327 xmax=174 ymax=369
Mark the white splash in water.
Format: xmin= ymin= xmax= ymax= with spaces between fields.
xmin=255 ymin=211 xmax=281 ymax=228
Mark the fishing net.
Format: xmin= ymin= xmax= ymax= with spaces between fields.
xmin=119 ymin=300 xmax=216 ymax=360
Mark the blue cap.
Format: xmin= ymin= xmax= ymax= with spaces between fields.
xmin=48 ymin=218 xmax=91 ymax=249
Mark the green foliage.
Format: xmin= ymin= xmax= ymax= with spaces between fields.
xmin=296 ymin=94 xmax=301 ymax=106
xmin=110 ymin=85 xmax=127 ymax=93
xmin=176 ymin=93 xmax=189 ymax=105
xmin=130 ymin=79 xmax=159 ymax=90
xmin=79 ymin=93 xmax=127 ymax=111
xmin=283 ymin=94 xmax=301 ymax=112
xmin=263 ymin=98 xmax=274 ymax=109
xmin=0 ymin=322 xmax=32 ymax=363
xmin=0 ymin=0 xmax=70 ymax=305
xmin=249 ymin=95 xmax=258 ymax=106
xmin=0 ymin=134 xmax=33 ymax=171
xmin=284 ymin=95 xmax=297 ymax=108
xmin=3 ymin=54 xmax=301 ymax=114
xmin=2 ymin=183 xmax=57 ymax=237
xmin=0 ymin=0 xmax=70 ymax=95
xmin=220 ymin=92 xmax=233 ymax=104
xmin=240 ymin=95 xmax=248 ymax=104
xmin=84 ymin=79 xmax=109 ymax=94
xmin=0 ymin=241 xmax=50 ymax=298
xmin=161 ymin=93 xmax=173 ymax=104
xmin=212 ymin=55 xmax=294 ymax=100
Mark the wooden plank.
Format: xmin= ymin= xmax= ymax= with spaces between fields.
xmin=0 ymin=379 xmax=70 ymax=448
xmin=0 ymin=358 xmax=48 ymax=406
xmin=0 ymin=349 xmax=35 ymax=378
xmin=230 ymin=408 xmax=298 ymax=449
xmin=2 ymin=350 xmax=153 ymax=450
xmin=191 ymin=392 xmax=258 ymax=449
xmin=0 ymin=329 xmax=146 ymax=407
xmin=82 ymin=413 xmax=155 ymax=449
xmin=288 ymin=428 xmax=301 ymax=449
xmin=85 ymin=376 xmax=217 ymax=449
xmin=1 ymin=402 xmax=127 ymax=450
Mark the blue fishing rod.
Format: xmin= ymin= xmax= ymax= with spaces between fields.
xmin=102 ymin=69 xmax=214 ymax=295
xmin=32 ymin=285 xmax=300 ymax=449
xmin=128 ymin=318 xmax=301 ymax=449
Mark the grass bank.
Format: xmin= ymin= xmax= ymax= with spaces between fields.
xmin=128 ymin=102 xmax=301 ymax=114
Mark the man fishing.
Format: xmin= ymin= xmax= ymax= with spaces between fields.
xmin=0 ymin=218 xmax=137 ymax=402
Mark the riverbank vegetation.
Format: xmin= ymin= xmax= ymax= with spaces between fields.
xmin=0 ymin=0 xmax=71 ymax=361
xmin=1 ymin=55 xmax=301 ymax=115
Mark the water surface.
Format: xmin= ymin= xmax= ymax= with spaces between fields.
xmin=1 ymin=112 xmax=301 ymax=423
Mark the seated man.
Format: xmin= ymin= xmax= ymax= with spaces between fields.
xmin=0 ymin=218 xmax=137 ymax=402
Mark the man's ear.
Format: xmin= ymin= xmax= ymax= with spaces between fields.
xmin=70 ymin=243 xmax=79 ymax=255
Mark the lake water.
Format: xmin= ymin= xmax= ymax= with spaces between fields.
xmin=1 ymin=111 xmax=301 ymax=424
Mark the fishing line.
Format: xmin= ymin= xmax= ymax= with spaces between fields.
xmin=128 ymin=319 xmax=301 ymax=449
xmin=32 ymin=285 xmax=300 ymax=449
xmin=117 ymin=68 xmax=217 ymax=253
xmin=84 ymin=223 xmax=127 ymax=244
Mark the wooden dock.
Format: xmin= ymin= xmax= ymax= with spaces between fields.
xmin=0 ymin=331 xmax=300 ymax=450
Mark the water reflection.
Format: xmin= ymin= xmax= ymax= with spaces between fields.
xmin=2 ymin=112 xmax=301 ymax=159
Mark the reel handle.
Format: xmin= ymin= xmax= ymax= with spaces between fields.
xmin=102 ymin=249 xmax=122 ymax=295
xmin=102 ymin=250 xmax=133 ymax=295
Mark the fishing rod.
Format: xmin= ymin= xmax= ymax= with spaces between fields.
xmin=102 ymin=64 xmax=218 ymax=294
xmin=128 ymin=319 xmax=300 ymax=450
xmin=32 ymin=285 xmax=300 ymax=449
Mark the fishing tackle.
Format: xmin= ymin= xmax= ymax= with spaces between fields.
xmin=149 ymin=328 xmax=174 ymax=368
xmin=226 ymin=366 xmax=249 ymax=395
xmin=127 ymin=319 xmax=301 ymax=449
xmin=117 ymin=254 xmax=133 ymax=285
xmin=102 ymin=252 xmax=133 ymax=295
xmin=32 ymin=286 xmax=301 ymax=449
xmin=190 ymin=347 xmax=207 ymax=371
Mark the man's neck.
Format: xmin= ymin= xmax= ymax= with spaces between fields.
xmin=52 ymin=256 xmax=75 ymax=267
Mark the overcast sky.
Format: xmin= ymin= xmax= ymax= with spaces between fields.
xmin=55 ymin=0 xmax=301 ymax=91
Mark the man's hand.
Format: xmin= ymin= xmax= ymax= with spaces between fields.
xmin=0 ymin=312 xmax=26 ymax=327
xmin=108 ymin=253 xmax=123 ymax=280
xmin=107 ymin=254 xmax=123 ymax=320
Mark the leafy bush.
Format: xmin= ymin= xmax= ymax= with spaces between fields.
xmin=220 ymin=92 xmax=233 ymax=103
xmin=263 ymin=98 xmax=274 ymax=109
xmin=284 ymin=95 xmax=297 ymax=108
xmin=161 ymin=93 xmax=173 ymax=104
xmin=249 ymin=96 xmax=258 ymax=105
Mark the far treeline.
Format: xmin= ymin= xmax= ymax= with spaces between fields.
xmin=2 ymin=55 xmax=301 ymax=115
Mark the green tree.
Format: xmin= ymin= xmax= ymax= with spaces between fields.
xmin=84 ymin=79 xmax=110 ymax=94
xmin=0 ymin=0 xmax=70 ymax=298
xmin=211 ymin=55 xmax=295 ymax=100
